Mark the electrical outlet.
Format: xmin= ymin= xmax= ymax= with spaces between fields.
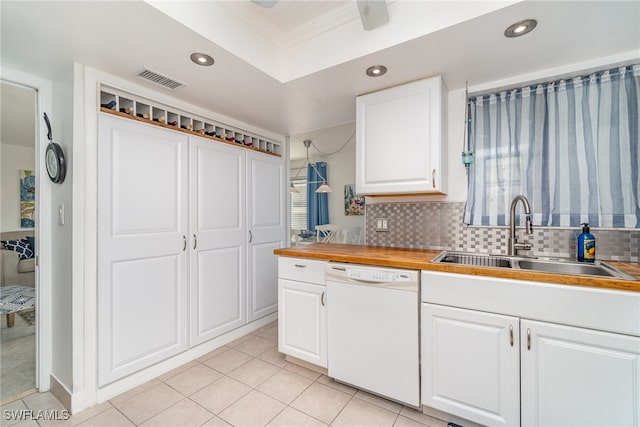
xmin=375 ymin=218 xmax=389 ymax=232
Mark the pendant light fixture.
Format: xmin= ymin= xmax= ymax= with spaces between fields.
xmin=289 ymin=140 xmax=332 ymax=193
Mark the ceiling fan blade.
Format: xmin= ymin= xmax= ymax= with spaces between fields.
xmin=357 ymin=0 xmax=389 ymax=31
xmin=251 ymin=0 xmax=278 ymax=8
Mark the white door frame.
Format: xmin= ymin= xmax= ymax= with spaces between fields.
xmin=1 ymin=66 xmax=54 ymax=391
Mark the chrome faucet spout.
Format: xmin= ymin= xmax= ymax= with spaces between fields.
xmin=508 ymin=195 xmax=533 ymax=256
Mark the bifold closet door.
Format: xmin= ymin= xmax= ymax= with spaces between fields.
xmin=247 ymin=152 xmax=285 ymax=321
xmin=98 ymin=114 xmax=189 ymax=386
xmin=189 ymin=137 xmax=246 ymax=345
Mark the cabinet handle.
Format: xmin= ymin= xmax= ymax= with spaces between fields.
xmin=182 ymin=235 xmax=187 ymax=251
xmin=509 ymin=324 xmax=514 ymax=347
xmin=321 ymin=291 xmax=325 ymax=306
xmin=249 ymin=230 xmax=253 ymax=243
xmin=193 ymin=234 xmax=197 ymax=250
xmin=432 ymin=169 xmax=436 ymax=188
xmin=294 ymin=264 xmax=307 ymax=268
xmin=527 ymin=328 xmax=531 ymax=350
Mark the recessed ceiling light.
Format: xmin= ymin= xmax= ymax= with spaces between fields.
xmin=504 ymin=19 xmax=537 ymax=38
xmin=190 ymin=53 xmax=214 ymax=66
xmin=366 ymin=65 xmax=387 ymax=77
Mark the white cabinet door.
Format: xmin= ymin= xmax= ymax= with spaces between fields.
xmin=356 ymin=76 xmax=446 ymax=195
xmin=247 ymin=152 xmax=285 ymax=321
xmin=97 ymin=115 xmax=189 ymax=386
xmin=189 ymin=137 xmax=246 ymax=346
xmin=422 ymin=303 xmax=520 ymax=427
xmin=278 ymin=279 xmax=327 ymax=367
xmin=521 ymin=320 xmax=640 ymax=427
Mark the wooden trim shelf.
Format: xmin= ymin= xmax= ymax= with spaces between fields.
xmin=99 ymin=108 xmax=281 ymax=157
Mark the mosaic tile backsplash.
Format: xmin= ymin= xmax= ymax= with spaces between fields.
xmin=365 ymin=202 xmax=640 ymax=262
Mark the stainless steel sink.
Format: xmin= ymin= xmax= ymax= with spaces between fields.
xmin=513 ymin=259 xmax=637 ymax=280
xmin=433 ymin=252 xmax=512 ymax=268
xmin=432 ymin=251 xmax=638 ymax=280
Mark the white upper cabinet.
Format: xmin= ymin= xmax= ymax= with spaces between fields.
xmin=356 ymin=76 xmax=447 ymax=195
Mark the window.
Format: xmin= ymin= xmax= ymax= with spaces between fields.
xmin=290 ymin=178 xmax=307 ymax=230
xmin=464 ymin=64 xmax=640 ymax=228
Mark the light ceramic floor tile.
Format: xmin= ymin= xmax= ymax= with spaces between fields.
xmin=10 ymin=420 xmax=39 ymax=427
xmin=266 ymin=406 xmax=327 ymax=427
xmin=355 ymin=390 xmax=403 ymax=414
xmin=109 ymin=380 xmax=162 ymax=406
xmin=228 ymin=358 xmax=280 ymax=388
xmin=290 ymin=382 xmax=351 ymax=424
xmin=139 ymin=398 xmax=213 ymax=427
xmin=394 ymin=415 xmax=430 ymax=427
xmin=284 ymin=363 xmax=322 ymax=381
xmin=111 ymin=383 xmax=183 ymax=425
xmin=254 ymin=325 xmax=278 ymax=342
xmin=332 ymin=396 xmax=398 ymax=427
xmin=69 ymin=401 xmax=114 ymax=426
xmin=76 ymin=407 xmax=135 ymax=427
xmin=200 ymin=415 xmax=232 ymax=426
xmin=1 ymin=399 xmax=29 ymax=427
xmin=164 ymin=363 xmax=222 ymax=396
xmin=218 ymin=390 xmax=285 ymax=427
xmin=196 ymin=346 xmax=229 ymax=363
xmin=190 ymin=376 xmax=251 ymax=414
xmin=230 ymin=335 xmax=276 ymax=357
xmin=22 ymin=391 xmax=66 ymax=411
xmin=256 ymin=347 xmax=288 ymax=368
xmin=399 ymin=407 xmax=448 ymax=427
xmin=157 ymin=360 xmax=200 ymax=382
xmin=257 ymin=369 xmax=314 ymax=404
xmin=202 ymin=348 xmax=253 ymax=374
xmin=315 ymin=375 xmax=357 ymax=395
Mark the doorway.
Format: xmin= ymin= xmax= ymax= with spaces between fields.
xmin=0 ymin=80 xmax=38 ymax=403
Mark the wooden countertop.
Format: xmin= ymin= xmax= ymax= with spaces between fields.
xmin=274 ymin=243 xmax=640 ymax=293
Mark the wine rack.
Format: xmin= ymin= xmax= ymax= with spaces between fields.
xmin=99 ymin=87 xmax=282 ymax=157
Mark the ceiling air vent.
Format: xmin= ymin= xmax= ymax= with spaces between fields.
xmin=136 ymin=68 xmax=185 ymax=90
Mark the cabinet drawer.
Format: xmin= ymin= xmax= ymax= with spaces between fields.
xmin=278 ymin=257 xmax=327 ymax=285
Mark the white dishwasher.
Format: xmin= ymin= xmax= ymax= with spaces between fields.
xmin=326 ymin=262 xmax=420 ymax=407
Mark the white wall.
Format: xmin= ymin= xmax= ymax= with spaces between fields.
xmin=50 ymin=72 xmax=74 ymax=391
xmin=1 ymin=144 xmax=36 ymax=232
xmin=290 ymin=123 xmax=365 ymax=236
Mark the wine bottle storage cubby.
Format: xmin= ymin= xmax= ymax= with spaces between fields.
xmin=99 ymin=87 xmax=282 ymax=157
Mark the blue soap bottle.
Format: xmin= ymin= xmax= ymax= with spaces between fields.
xmin=577 ymin=223 xmax=596 ymax=263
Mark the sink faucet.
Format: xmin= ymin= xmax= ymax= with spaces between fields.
xmin=508 ymin=195 xmax=534 ymax=256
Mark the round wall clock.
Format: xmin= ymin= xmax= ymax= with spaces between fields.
xmin=45 ymin=142 xmax=66 ymax=183
xmin=43 ymin=112 xmax=67 ymax=184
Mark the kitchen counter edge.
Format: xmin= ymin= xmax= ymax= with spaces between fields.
xmin=274 ymin=243 xmax=640 ymax=293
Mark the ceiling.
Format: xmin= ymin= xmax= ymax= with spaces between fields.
xmin=1 ymin=1 xmax=638 ymax=141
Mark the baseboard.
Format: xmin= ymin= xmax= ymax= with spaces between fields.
xmin=94 ymin=313 xmax=277 ymax=404
xmin=421 ymin=405 xmax=484 ymax=427
xmin=49 ymin=374 xmax=72 ymax=411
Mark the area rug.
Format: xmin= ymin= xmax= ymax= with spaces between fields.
xmin=18 ymin=308 xmax=35 ymax=326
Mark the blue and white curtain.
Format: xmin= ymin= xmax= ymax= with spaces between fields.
xmin=307 ymin=162 xmax=329 ymax=231
xmin=464 ymin=64 xmax=640 ymax=228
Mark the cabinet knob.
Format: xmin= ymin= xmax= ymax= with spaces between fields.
xmin=527 ymin=328 xmax=531 ymax=350
xmin=193 ymin=234 xmax=197 ymax=250
xmin=432 ymin=169 xmax=436 ymax=188
xmin=294 ymin=264 xmax=307 ymax=268
xmin=249 ymin=230 xmax=253 ymax=243
xmin=321 ymin=291 xmax=325 ymax=306
xmin=182 ymin=235 xmax=187 ymax=252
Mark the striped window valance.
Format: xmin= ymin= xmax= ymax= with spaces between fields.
xmin=464 ymin=64 xmax=640 ymax=228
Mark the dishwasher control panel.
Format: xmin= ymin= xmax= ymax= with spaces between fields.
xmin=347 ymin=268 xmax=411 ymax=282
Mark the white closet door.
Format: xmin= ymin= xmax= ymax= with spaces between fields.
xmin=247 ymin=152 xmax=285 ymax=321
xmin=189 ymin=137 xmax=246 ymax=345
xmin=98 ymin=115 xmax=189 ymax=386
